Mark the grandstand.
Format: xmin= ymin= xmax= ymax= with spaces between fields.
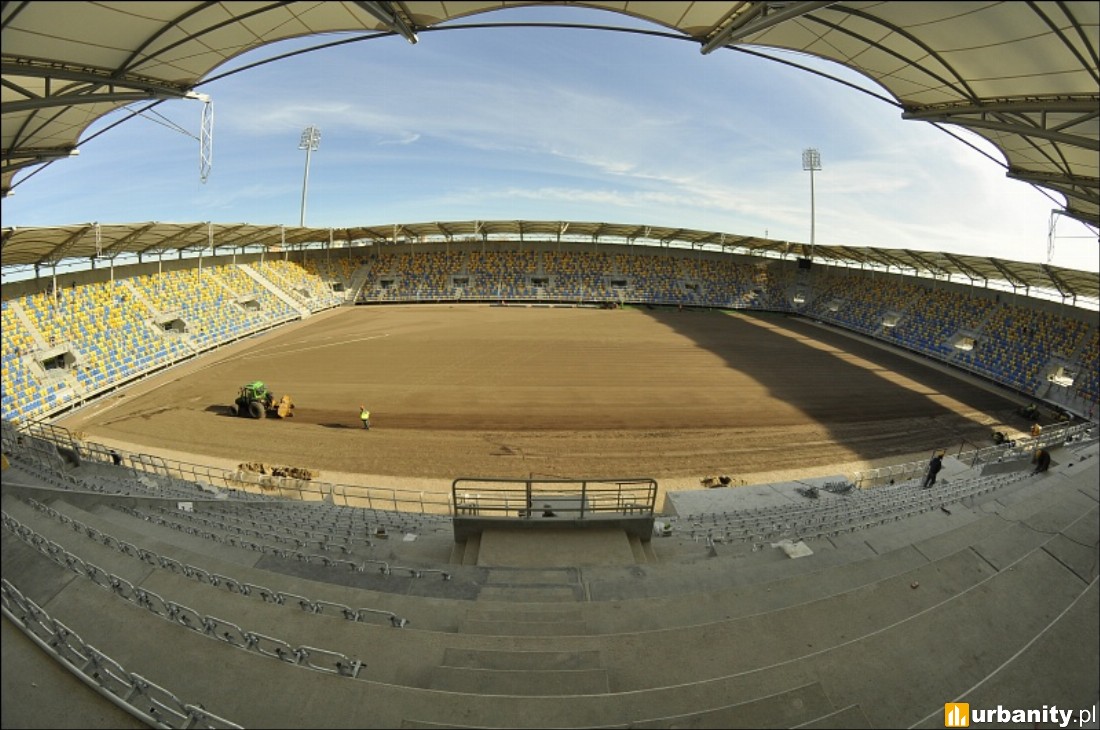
xmin=3 ymin=2 xmax=1099 ymax=729
xmin=3 ymin=242 xmax=1096 ymax=427
xmin=2 ymin=240 xmax=1098 ymax=728
xmin=2 ymin=402 xmax=1098 ymax=728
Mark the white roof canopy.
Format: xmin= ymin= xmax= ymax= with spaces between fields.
xmin=3 ymin=1 xmax=1096 ymax=225
xmin=3 ymin=219 xmax=1097 ymax=303
xmin=2 ymin=2 xmax=1097 ymax=290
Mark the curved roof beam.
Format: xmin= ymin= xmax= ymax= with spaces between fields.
xmin=2 ymin=146 xmax=78 ymax=172
xmin=902 ymin=250 xmax=951 ymax=278
xmin=1040 ymin=263 xmax=1076 ymax=299
xmin=100 ymin=224 xmax=158 ymax=259
xmin=985 ymin=258 xmax=1028 ymax=289
xmin=1031 ymin=1 xmax=1099 ymax=87
xmin=43 ymin=224 xmax=94 ymax=266
xmin=155 ymin=223 xmax=211 ymax=251
xmin=904 ymin=104 xmax=1100 ymax=150
xmin=789 ymin=9 xmax=977 ymax=101
xmin=354 ymin=1 xmax=418 ymax=45
xmin=1005 ymin=169 xmax=1100 ymax=225
xmin=206 ymin=223 xmax=254 ymax=252
xmin=701 ymin=1 xmax=837 ymax=55
xmin=0 ymin=59 xmax=194 ymax=114
xmin=940 ymin=253 xmax=989 ymax=284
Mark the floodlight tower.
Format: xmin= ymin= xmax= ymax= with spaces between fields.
xmin=802 ymin=148 xmax=821 ymax=260
xmin=298 ymin=125 xmax=321 ymax=227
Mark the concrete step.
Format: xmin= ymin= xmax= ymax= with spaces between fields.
xmin=450 ymin=539 xmax=468 ymax=564
xmin=910 ymin=562 xmax=1098 ymax=728
xmin=464 ymin=606 xmax=584 ymax=623
xmin=0 ymin=618 xmax=149 ymax=730
xmin=474 ymin=585 xmax=582 ymax=602
xmin=810 ymin=547 xmax=1092 ymax=727
xmin=628 ymin=533 xmax=645 ymax=563
xmin=5 ymin=513 xmax=1092 ymax=729
xmin=474 ymin=566 xmax=582 ymax=603
xmin=5 ymin=461 xmax=1096 ymax=730
xmin=461 ymin=534 xmax=481 ymax=565
xmin=0 ymin=493 xmax=430 ymax=640
xmin=475 ymin=527 xmax=636 ymax=567
xmin=460 ymin=605 xmax=589 ymax=635
xmin=631 ymin=681 xmax=835 ymax=729
xmin=794 ymin=703 xmax=873 ymax=728
xmin=459 ymin=616 xmax=590 ymax=635
xmin=427 ymin=665 xmax=610 ymax=695
xmin=1 ymin=492 xmax=453 ymax=614
xmin=443 ymin=647 xmax=602 ymax=671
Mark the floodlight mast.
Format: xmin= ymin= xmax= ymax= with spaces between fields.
xmin=298 ymin=125 xmax=321 ymax=226
xmin=802 ymin=148 xmax=821 ymax=260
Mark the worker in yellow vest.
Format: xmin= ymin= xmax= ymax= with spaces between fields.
xmin=359 ymin=405 xmax=371 ymax=430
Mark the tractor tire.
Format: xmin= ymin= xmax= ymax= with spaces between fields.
xmin=228 ymin=403 xmax=239 ymax=417
xmin=249 ymin=401 xmax=265 ymax=419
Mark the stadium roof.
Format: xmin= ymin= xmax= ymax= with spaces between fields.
xmin=3 ymin=1 xmax=1097 ymax=227
xmin=2 ymin=219 xmax=1097 ymax=303
xmin=1 ymin=2 xmax=1097 ymax=298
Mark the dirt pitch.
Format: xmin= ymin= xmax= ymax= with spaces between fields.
xmin=57 ymin=305 xmax=1031 ymax=497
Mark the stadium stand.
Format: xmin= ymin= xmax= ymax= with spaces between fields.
xmin=0 ymin=260 xmax=340 ymax=425
xmin=4 ymin=0 xmax=1098 ymax=724
xmin=2 ymin=414 xmax=1097 ymax=728
xmin=2 ymin=248 xmax=1097 ymax=427
xmin=1 ymin=246 xmax=1096 ymax=730
xmin=252 ymin=259 xmax=344 ymax=310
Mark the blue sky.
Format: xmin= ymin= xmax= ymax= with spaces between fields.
xmin=5 ymin=6 xmax=1097 ymax=274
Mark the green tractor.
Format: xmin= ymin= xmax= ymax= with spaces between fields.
xmin=228 ymin=381 xmax=294 ymax=419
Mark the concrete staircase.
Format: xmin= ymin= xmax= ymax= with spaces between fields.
xmin=2 ymin=440 xmax=1097 ymax=728
xmin=237 ymin=263 xmax=311 ymax=318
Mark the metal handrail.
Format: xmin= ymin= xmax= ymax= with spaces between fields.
xmin=451 ymin=476 xmax=658 ymax=518
xmin=851 ymin=421 xmax=1092 ymax=489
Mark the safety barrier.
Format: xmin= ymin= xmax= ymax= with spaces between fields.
xmin=851 ymin=421 xmax=1094 ymax=488
xmin=450 ymin=476 xmax=658 ymax=519
xmin=3 ymin=417 xmax=454 ymax=514
xmin=2 ymin=509 xmax=369 ymax=678
xmin=2 ymin=577 xmax=242 ymax=729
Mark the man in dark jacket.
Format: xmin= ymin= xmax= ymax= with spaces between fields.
xmin=922 ymin=453 xmax=944 ymax=489
xmin=1033 ymin=449 xmax=1051 ymax=474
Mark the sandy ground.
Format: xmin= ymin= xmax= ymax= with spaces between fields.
xmin=56 ymin=305 xmax=1034 ymax=501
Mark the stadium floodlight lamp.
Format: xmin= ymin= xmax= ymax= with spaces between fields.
xmin=802 ymin=148 xmax=821 ymax=260
xmin=298 ymin=125 xmax=321 ymax=227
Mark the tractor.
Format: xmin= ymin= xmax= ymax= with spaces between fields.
xmin=228 ymin=381 xmax=294 ymax=419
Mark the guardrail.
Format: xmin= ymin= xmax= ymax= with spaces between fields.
xmin=1 ymin=577 xmax=242 ymax=729
xmin=2 ymin=418 xmax=455 ymax=514
xmin=7 ymin=417 xmax=1092 ymax=509
xmin=851 ymin=421 xmax=1094 ymax=489
xmin=450 ymin=476 xmax=657 ymax=519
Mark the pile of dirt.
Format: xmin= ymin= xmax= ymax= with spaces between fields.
xmin=237 ymin=461 xmax=317 ymax=480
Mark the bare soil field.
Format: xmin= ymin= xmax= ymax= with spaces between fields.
xmin=57 ymin=305 xmax=1032 ymax=496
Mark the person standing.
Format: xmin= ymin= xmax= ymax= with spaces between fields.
xmin=1032 ymin=448 xmax=1051 ymax=474
xmin=922 ymin=452 xmax=944 ymax=489
xmin=359 ymin=405 xmax=371 ymax=430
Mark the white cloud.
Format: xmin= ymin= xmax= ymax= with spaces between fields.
xmin=378 ymin=132 xmax=421 ymax=145
xmin=6 ymin=21 xmax=1096 ymax=274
